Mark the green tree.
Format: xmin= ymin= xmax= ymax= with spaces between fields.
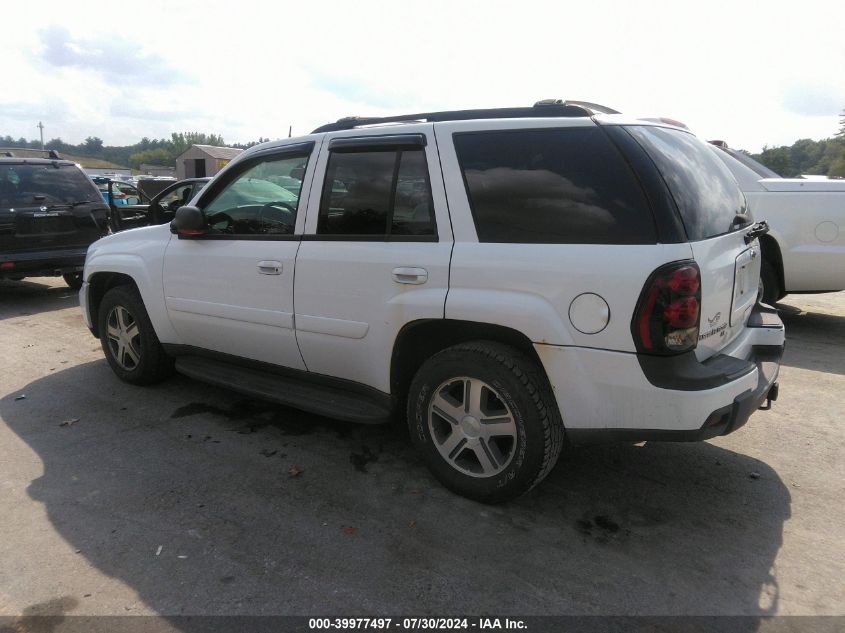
xmin=83 ymin=136 xmax=104 ymax=154
xmin=128 ymin=147 xmax=173 ymax=169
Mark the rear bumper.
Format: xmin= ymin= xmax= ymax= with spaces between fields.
xmin=535 ymin=302 xmax=785 ymax=444
xmin=0 ymin=247 xmax=88 ymax=278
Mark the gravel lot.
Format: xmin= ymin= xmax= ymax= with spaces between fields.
xmin=1 ymin=278 xmax=843 ymax=622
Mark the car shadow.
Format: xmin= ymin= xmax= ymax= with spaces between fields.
xmin=0 ymin=279 xmax=80 ymax=321
xmin=777 ymin=302 xmax=845 ymax=375
xmin=1 ymin=361 xmax=790 ymax=630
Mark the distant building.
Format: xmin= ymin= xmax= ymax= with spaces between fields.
xmin=175 ymin=145 xmax=243 ymax=179
xmin=140 ymin=163 xmax=176 ymax=178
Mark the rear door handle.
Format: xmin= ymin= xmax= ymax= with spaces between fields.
xmin=258 ymin=260 xmax=283 ymax=275
xmin=392 ymin=267 xmax=428 ymax=285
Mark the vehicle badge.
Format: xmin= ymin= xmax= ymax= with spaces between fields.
xmin=707 ymin=312 xmax=721 ymax=327
xmin=40 ymin=206 xmax=48 ymax=212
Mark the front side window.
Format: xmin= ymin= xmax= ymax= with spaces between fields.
xmin=317 ymin=147 xmax=435 ymax=238
xmin=453 ymin=128 xmax=657 ymax=244
xmin=201 ymin=154 xmax=308 ymax=236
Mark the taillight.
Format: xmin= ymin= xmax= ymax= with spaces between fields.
xmin=632 ymin=261 xmax=701 ymax=355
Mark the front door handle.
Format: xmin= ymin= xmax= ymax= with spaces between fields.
xmin=258 ymin=260 xmax=283 ymax=275
xmin=392 ymin=267 xmax=428 ymax=285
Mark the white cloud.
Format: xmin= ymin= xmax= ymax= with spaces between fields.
xmin=1 ymin=0 xmax=843 ymax=152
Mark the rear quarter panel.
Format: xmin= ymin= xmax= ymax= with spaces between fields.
xmin=748 ymin=190 xmax=845 ymax=292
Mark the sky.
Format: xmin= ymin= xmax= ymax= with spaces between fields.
xmin=1 ymin=0 xmax=843 ymax=153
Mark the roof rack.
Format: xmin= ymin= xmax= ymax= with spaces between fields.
xmin=0 ymin=148 xmax=63 ymax=159
xmin=311 ymin=100 xmax=619 ymax=133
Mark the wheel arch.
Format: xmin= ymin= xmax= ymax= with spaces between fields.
xmin=390 ymin=319 xmax=550 ymax=406
xmin=87 ymin=272 xmax=139 ymax=337
xmin=758 ymin=233 xmax=786 ymax=298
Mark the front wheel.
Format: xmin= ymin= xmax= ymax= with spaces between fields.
xmin=63 ymin=272 xmax=83 ymax=290
xmin=98 ymin=285 xmax=174 ymax=385
xmin=407 ymin=341 xmax=564 ymax=503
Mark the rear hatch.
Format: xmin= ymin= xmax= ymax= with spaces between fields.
xmin=624 ymin=125 xmax=758 ymax=360
xmin=0 ymin=162 xmax=109 ymax=255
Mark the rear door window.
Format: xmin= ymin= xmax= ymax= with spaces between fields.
xmin=452 ymin=127 xmax=657 ymax=244
xmin=625 ymin=126 xmax=748 ymax=241
xmin=317 ymin=147 xmax=436 ymax=238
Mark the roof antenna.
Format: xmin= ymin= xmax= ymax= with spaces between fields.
xmin=288 ymin=126 xmax=292 ymax=138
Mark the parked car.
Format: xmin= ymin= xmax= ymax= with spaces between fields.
xmin=143 ymin=177 xmax=210 ymax=225
xmin=709 ymin=141 xmax=845 ymax=304
xmin=91 ymin=177 xmax=210 ymax=231
xmin=79 ymin=102 xmax=785 ymax=502
xmin=1 ymin=152 xmax=110 ymax=289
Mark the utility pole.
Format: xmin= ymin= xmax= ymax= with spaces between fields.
xmin=37 ymin=121 xmax=44 ymax=149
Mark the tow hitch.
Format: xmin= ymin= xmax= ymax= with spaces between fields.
xmin=759 ymin=382 xmax=779 ymax=411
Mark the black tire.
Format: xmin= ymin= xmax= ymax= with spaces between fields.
xmin=98 ymin=285 xmax=174 ymax=385
xmin=760 ymin=259 xmax=782 ymax=305
xmin=406 ymin=340 xmax=564 ymax=503
xmin=63 ymin=272 xmax=83 ymax=290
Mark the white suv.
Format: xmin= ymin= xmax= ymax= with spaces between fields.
xmin=79 ymin=101 xmax=785 ymax=502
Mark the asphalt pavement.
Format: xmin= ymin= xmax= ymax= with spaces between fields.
xmin=1 ymin=278 xmax=843 ymax=624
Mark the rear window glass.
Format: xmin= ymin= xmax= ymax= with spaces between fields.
xmin=0 ymin=163 xmax=99 ymax=207
xmin=625 ymin=126 xmax=748 ymax=241
xmin=453 ymin=127 xmax=657 ymax=244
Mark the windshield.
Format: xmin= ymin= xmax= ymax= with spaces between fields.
xmin=0 ymin=163 xmax=100 ymax=207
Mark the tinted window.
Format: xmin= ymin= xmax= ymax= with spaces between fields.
xmin=202 ymin=154 xmax=308 ymax=236
xmin=453 ymin=128 xmax=656 ymax=244
xmin=625 ymin=126 xmax=748 ymax=241
xmin=0 ymin=164 xmax=100 ymax=207
xmin=317 ymin=148 xmax=435 ymax=237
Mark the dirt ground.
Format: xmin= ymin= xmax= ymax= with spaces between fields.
xmin=1 ymin=278 xmax=843 ymax=622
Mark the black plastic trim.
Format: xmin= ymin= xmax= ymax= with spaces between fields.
xmin=637 ymin=302 xmax=785 ymax=391
xmin=637 ymin=350 xmax=756 ymax=391
xmin=178 ymin=233 xmax=300 ymax=242
xmin=329 ymin=134 xmax=427 ymax=151
xmin=162 ymin=344 xmax=395 ymax=425
xmin=300 ymin=234 xmax=438 ymax=243
xmin=312 ymin=105 xmax=592 ymax=133
xmin=602 ymin=126 xmax=687 ymax=244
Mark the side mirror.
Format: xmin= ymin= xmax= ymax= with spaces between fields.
xmin=170 ymin=205 xmax=207 ymax=237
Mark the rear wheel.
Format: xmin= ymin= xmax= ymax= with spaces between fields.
xmin=63 ymin=272 xmax=83 ymax=290
xmin=98 ymin=285 xmax=174 ymax=385
xmin=407 ymin=341 xmax=564 ymax=503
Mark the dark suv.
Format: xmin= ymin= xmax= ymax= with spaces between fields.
xmin=0 ymin=152 xmax=109 ymax=289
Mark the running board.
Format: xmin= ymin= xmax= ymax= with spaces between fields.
xmin=174 ymin=355 xmax=393 ymax=424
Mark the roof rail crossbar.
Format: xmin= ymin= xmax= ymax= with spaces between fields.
xmin=311 ymin=102 xmax=599 ymax=134
xmin=0 ymin=148 xmax=63 ymax=159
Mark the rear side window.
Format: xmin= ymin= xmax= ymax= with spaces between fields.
xmin=453 ymin=128 xmax=657 ymax=244
xmin=625 ymin=126 xmax=748 ymax=241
